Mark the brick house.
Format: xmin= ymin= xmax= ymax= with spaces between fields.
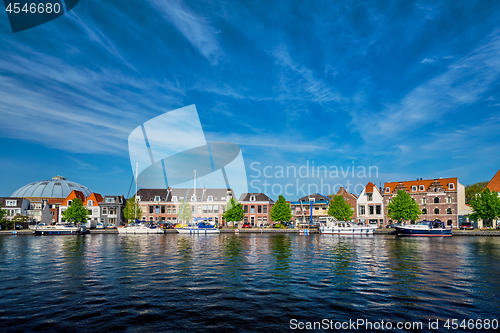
xmin=383 ymin=177 xmax=466 ymax=228
xmin=334 ymin=187 xmax=357 ymax=222
xmin=239 ymin=193 xmax=274 ymax=227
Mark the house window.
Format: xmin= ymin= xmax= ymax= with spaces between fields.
xmin=446 ymin=197 xmax=452 ymax=203
xmin=419 ymin=185 xmax=425 ymax=191
xmin=359 ymin=205 xmax=365 ymax=215
xmin=191 ymin=205 xmax=195 ymax=213
xmin=447 ymin=208 xmax=452 ymax=214
xmin=434 ymin=208 xmax=439 ymax=214
xmin=190 ymin=196 xmax=196 ymax=202
xmin=434 ymin=188 xmax=439 ymax=192
xmin=258 ymin=217 xmax=262 ymax=224
xmin=67 ymin=200 xmax=72 ymax=206
xmin=149 ymin=206 xmax=154 ymax=214
xmin=376 ymin=205 xmax=381 ymax=214
xmin=249 ymin=205 xmax=254 ymax=214
xmin=448 ymin=183 xmax=455 ymax=190
xmin=422 ymin=208 xmax=427 ymax=214
xmin=167 ymin=207 xmax=171 ymax=214
xmin=198 ymin=206 xmax=202 ymax=214
xmin=411 ymin=186 xmax=417 ymax=192
xmin=385 ymin=187 xmax=390 ymax=193
xmin=369 ymin=206 xmax=374 ymax=215
xmin=434 ymin=197 xmax=439 ymax=204
xmin=172 ymin=208 xmax=177 ymax=214
xmin=87 ymin=200 xmax=93 ymax=206
xmin=161 ymin=205 xmax=165 ymax=214
xmin=208 ymin=196 xmax=213 ymax=202
xmin=102 ymin=207 xmax=107 ymax=214
xmin=213 ymin=205 xmax=219 ymax=213
xmin=155 ymin=196 xmax=160 ymax=202
xmin=263 ymin=205 xmax=268 ymax=213
xmin=172 ymin=196 xmax=178 ymax=202
xmin=263 ymin=217 xmax=267 ymax=224
xmin=421 ymin=197 xmax=427 ymax=204
xmin=258 ymin=205 xmax=262 ymax=213
xmin=6 ymin=200 xmax=16 ymax=206
xmin=250 ymin=195 xmax=256 ymax=201
xmin=367 ymin=194 xmax=373 ymax=201
xmin=106 ymin=197 xmax=115 ymax=203
xmin=244 ymin=216 xmax=248 ymax=223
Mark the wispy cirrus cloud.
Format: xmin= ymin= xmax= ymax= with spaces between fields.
xmin=150 ymin=0 xmax=224 ymax=65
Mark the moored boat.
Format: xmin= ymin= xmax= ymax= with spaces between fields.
xmin=175 ymin=222 xmax=220 ymax=234
xmin=319 ymin=217 xmax=377 ymax=235
xmin=118 ymin=223 xmax=164 ymax=234
xmin=395 ymin=220 xmax=452 ymax=237
xmin=34 ymin=223 xmax=87 ymax=235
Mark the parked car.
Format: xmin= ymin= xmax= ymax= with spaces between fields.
xmin=308 ymin=222 xmax=320 ymax=229
xmin=242 ymin=223 xmax=251 ymax=228
xmin=460 ymin=223 xmax=474 ymax=230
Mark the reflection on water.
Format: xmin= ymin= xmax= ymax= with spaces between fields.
xmin=1 ymin=234 xmax=500 ymax=332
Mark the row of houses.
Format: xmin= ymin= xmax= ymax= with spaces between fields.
xmin=4 ymin=171 xmax=500 ymax=228
xmin=0 ymin=191 xmax=126 ymax=227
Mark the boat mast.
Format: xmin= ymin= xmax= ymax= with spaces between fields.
xmin=193 ymin=169 xmax=196 ymax=223
xmin=135 ymin=162 xmax=138 ymax=221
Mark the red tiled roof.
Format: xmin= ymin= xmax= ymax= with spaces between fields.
xmin=384 ymin=177 xmax=458 ymax=194
xmin=62 ymin=190 xmax=86 ymax=206
xmin=365 ymin=182 xmax=375 ymax=193
xmin=84 ymin=193 xmax=103 ymax=206
xmin=486 ymin=169 xmax=500 ymax=192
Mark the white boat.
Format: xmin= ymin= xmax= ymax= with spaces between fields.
xmin=118 ymin=223 xmax=164 ymax=234
xmin=319 ymin=217 xmax=377 ymax=235
xmin=34 ymin=223 xmax=87 ymax=235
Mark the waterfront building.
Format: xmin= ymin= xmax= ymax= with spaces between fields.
xmin=0 ymin=197 xmax=30 ymax=221
xmin=356 ymin=182 xmax=384 ymax=227
xmin=58 ymin=190 xmax=85 ymax=223
xmin=83 ymin=193 xmax=103 ymax=227
xmin=136 ymin=188 xmax=175 ymax=223
xmin=290 ymin=193 xmax=330 ymax=226
xmin=100 ymin=195 xmax=126 ymax=227
xmin=10 ymin=175 xmax=93 ymax=223
xmin=137 ymin=188 xmax=235 ymax=226
xmin=334 ymin=187 xmax=358 ymax=222
xmin=383 ymin=177 xmax=466 ymax=228
xmin=238 ymin=193 xmax=274 ymax=227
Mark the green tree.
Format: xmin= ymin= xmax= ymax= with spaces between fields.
xmin=223 ymin=198 xmax=244 ymax=224
xmin=0 ymin=203 xmax=12 ymax=229
xmin=327 ymin=195 xmax=354 ymax=221
xmin=386 ymin=189 xmax=422 ymax=223
xmin=270 ymin=195 xmax=292 ymax=223
xmin=61 ymin=198 xmax=89 ymax=223
xmin=178 ymin=198 xmax=192 ymax=222
xmin=0 ymin=203 xmax=6 ymax=222
xmin=123 ymin=195 xmax=142 ymax=222
xmin=465 ymin=181 xmax=489 ymax=204
xmin=469 ymin=188 xmax=500 ymax=228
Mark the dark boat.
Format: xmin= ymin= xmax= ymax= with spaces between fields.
xmin=395 ymin=220 xmax=452 ymax=237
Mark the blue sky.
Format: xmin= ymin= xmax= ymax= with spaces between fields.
xmin=1 ymin=0 xmax=500 ymax=200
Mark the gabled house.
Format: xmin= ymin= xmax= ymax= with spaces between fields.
xmin=239 ymin=193 xmax=274 ymax=227
xmin=290 ymin=193 xmax=330 ymax=226
xmin=357 ymin=182 xmax=384 ymax=227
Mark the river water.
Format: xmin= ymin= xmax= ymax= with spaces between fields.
xmin=0 ymin=234 xmax=499 ymax=332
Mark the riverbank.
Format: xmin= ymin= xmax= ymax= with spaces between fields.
xmin=1 ymin=228 xmax=499 ymax=236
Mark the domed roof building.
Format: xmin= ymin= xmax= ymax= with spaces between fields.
xmin=11 ymin=175 xmax=92 ymax=199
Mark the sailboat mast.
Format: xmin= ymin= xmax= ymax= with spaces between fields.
xmin=135 ymin=162 xmax=138 ymax=221
xmin=193 ymin=169 xmax=196 ymax=223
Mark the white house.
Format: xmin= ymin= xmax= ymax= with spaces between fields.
xmin=357 ymin=182 xmax=384 ymax=227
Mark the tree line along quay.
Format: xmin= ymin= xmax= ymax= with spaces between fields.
xmin=1 ymin=172 xmax=500 ymax=231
